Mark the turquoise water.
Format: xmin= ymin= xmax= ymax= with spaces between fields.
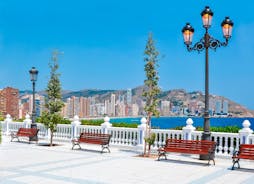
xmin=110 ymin=117 xmax=254 ymax=129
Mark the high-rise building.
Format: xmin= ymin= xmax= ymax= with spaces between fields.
xmin=104 ymin=99 xmax=110 ymax=116
xmin=19 ymin=94 xmax=45 ymax=119
xmin=161 ymin=100 xmax=170 ymax=116
xmin=215 ymin=100 xmax=222 ymax=114
xmin=89 ymin=97 xmax=96 ymax=117
xmin=111 ymin=94 xmax=116 ymax=116
xmin=132 ymin=103 xmax=139 ymax=116
xmin=79 ymin=97 xmax=90 ymax=118
xmin=223 ymin=100 xmax=229 ymax=114
xmin=0 ymin=87 xmax=19 ymax=119
xmin=126 ymin=89 xmax=132 ymax=105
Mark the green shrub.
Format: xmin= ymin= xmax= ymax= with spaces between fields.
xmin=197 ymin=126 xmax=240 ymax=133
xmin=37 ymin=117 xmax=71 ymax=124
xmin=112 ymin=122 xmax=138 ymax=128
xmin=81 ymin=119 xmax=104 ymax=126
xmin=172 ymin=125 xmax=240 ymax=133
xmin=80 ymin=120 xmax=138 ymax=128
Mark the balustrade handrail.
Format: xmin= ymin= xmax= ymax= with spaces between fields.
xmin=1 ymin=120 xmax=253 ymax=157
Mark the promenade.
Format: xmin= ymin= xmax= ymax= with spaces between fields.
xmin=1 ymin=136 xmax=254 ymax=184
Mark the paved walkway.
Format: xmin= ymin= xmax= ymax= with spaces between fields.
xmin=1 ymin=136 xmax=254 ymax=184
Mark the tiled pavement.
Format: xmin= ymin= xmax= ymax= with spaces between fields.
xmin=1 ymin=136 xmax=254 ymax=184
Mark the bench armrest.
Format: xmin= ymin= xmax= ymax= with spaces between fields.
xmin=10 ymin=131 xmax=18 ymax=136
xmin=232 ymin=150 xmax=239 ymax=158
xmin=157 ymin=147 xmax=165 ymax=152
xmin=71 ymin=138 xmax=79 ymax=143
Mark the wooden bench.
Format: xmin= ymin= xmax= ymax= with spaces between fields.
xmin=158 ymin=139 xmax=217 ymax=165
xmin=232 ymin=144 xmax=254 ymax=170
xmin=11 ymin=128 xmax=39 ymax=144
xmin=72 ymin=132 xmax=112 ymax=153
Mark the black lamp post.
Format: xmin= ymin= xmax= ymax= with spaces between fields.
xmin=29 ymin=67 xmax=38 ymax=129
xmin=182 ymin=6 xmax=233 ymax=157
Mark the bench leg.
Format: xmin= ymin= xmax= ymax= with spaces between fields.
xmin=101 ymin=145 xmax=110 ymax=153
xmin=10 ymin=135 xmax=19 ymax=142
xmin=72 ymin=142 xmax=81 ymax=150
xmin=208 ymin=153 xmax=215 ymax=165
xmin=157 ymin=151 xmax=167 ymax=161
xmin=232 ymin=158 xmax=240 ymax=170
xmin=207 ymin=158 xmax=215 ymax=166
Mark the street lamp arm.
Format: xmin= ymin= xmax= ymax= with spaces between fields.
xmin=186 ymin=37 xmax=206 ymax=52
xmin=186 ymin=35 xmax=229 ymax=52
xmin=208 ymin=36 xmax=229 ymax=50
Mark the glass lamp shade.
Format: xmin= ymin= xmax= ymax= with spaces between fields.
xmin=201 ymin=6 xmax=213 ymax=28
xmin=29 ymin=67 xmax=38 ymax=82
xmin=182 ymin=23 xmax=194 ymax=45
xmin=221 ymin=16 xmax=233 ymax=39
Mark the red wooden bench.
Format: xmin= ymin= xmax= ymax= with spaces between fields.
xmin=72 ymin=132 xmax=112 ymax=153
xmin=11 ymin=128 xmax=39 ymax=144
xmin=158 ymin=139 xmax=217 ymax=165
xmin=232 ymin=144 xmax=254 ymax=170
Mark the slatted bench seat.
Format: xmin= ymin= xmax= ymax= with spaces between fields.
xmin=158 ymin=139 xmax=217 ymax=165
xmin=232 ymin=144 xmax=254 ymax=170
xmin=72 ymin=132 xmax=112 ymax=153
xmin=11 ymin=128 xmax=39 ymax=144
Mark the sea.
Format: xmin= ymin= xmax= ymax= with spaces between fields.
xmin=110 ymin=117 xmax=254 ymax=129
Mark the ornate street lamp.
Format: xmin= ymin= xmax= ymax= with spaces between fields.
xmin=29 ymin=67 xmax=39 ymax=129
xmin=182 ymin=6 xmax=233 ymax=158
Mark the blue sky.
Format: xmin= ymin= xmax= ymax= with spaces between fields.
xmin=0 ymin=0 xmax=254 ymax=109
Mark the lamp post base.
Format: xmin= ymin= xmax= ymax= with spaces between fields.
xmin=200 ymin=131 xmax=212 ymax=160
xmin=30 ymin=123 xmax=37 ymax=129
xmin=30 ymin=123 xmax=38 ymax=142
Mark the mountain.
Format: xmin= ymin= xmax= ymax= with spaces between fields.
xmin=20 ymin=86 xmax=254 ymax=117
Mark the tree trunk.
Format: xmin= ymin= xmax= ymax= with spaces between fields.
xmin=50 ymin=131 xmax=53 ymax=146
xmin=148 ymin=144 xmax=151 ymax=156
xmin=147 ymin=113 xmax=152 ymax=156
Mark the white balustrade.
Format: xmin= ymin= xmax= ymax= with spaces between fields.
xmin=192 ymin=131 xmax=202 ymax=140
xmin=108 ymin=127 xmax=138 ymax=146
xmin=37 ymin=123 xmax=48 ymax=138
xmin=82 ymin=125 xmax=102 ymax=134
xmin=211 ymin=132 xmax=239 ymax=156
xmin=151 ymin=129 xmax=183 ymax=149
xmin=249 ymin=134 xmax=254 ymax=144
xmin=1 ymin=119 xmax=254 ymax=158
xmin=54 ymin=124 xmax=72 ymax=140
xmin=8 ymin=122 xmax=25 ymax=132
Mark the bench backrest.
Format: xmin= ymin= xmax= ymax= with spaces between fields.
xmin=17 ymin=128 xmax=39 ymax=137
xmin=164 ymin=139 xmax=216 ymax=153
xmin=238 ymin=144 xmax=254 ymax=160
xmin=79 ymin=132 xmax=111 ymax=145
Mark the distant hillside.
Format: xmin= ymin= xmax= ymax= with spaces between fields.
xmin=20 ymin=86 xmax=254 ymax=117
xmin=61 ymin=89 xmax=117 ymax=99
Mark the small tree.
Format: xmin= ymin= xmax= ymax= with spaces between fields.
xmin=0 ymin=125 xmax=2 ymax=144
xmin=41 ymin=50 xmax=64 ymax=146
xmin=143 ymin=33 xmax=161 ymax=156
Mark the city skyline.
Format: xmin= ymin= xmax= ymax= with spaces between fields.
xmin=0 ymin=0 xmax=254 ymax=109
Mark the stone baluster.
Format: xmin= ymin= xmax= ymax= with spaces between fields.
xmin=239 ymin=120 xmax=253 ymax=144
xmin=23 ymin=114 xmax=32 ymax=128
xmin=223 ymin=136 xmax=228 ymax=155
xmin=138 ymin=117 xmax=147 ymax=144
xmin=71 ymin=115 xmax=81 ymax=139
xmin=182 ymin=118 xmax=195 ymax=140
xmin=4 ymin=114 xmax=12 ymax=135
xmin=217 ymin=136 xmax=223 ymax=155
xmin=229 ymin=137 xmax=235 ymax=155
xmin=101 ymin=116 xmax=112 ymax=134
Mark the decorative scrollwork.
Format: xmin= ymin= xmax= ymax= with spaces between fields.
xmin=209 ymin=36 xmax=228 ymax=51
xmin=187 ymin=37 xmax=205 ymax=53
xmin=186 ymin=34 xmax=228 ymax=52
